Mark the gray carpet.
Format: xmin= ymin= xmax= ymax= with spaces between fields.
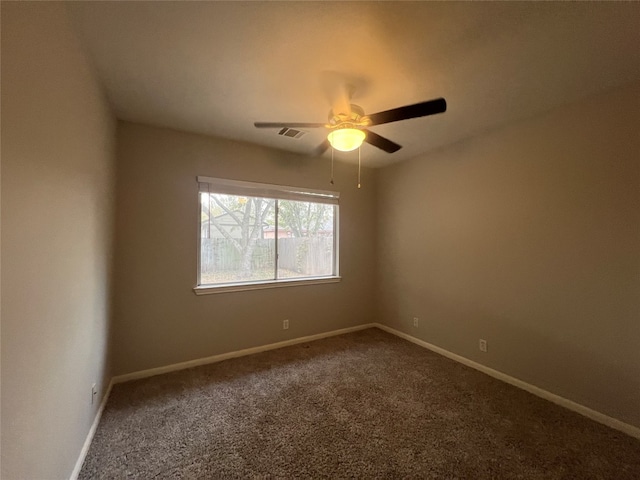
xmin=80 ymin=328 xmax=640 ymax=479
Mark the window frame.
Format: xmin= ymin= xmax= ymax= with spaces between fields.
xmin=194 ymin=176 xmax=340 ymax=295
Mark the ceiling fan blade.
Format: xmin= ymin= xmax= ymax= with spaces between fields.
xmin=363 ymin=129 xmax=402 ymax=153
xmin=254 ymin=122 xmax=325 ymax=128
xmin=367 ymin=98 xmax=447 ymax=126
xmin=314 ymin=139 xmax=331 ymax=156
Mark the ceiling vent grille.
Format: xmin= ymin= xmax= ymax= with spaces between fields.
xmin=278 ymin=127 xmax=307 ymax=139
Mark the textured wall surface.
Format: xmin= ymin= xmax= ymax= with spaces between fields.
xmin=112 ymin=122 xmax=377 ymax=375
xmin=1 ymin=3 xmax=116 ymax=479
xmin=2 ymin=4 xmax=638 ymax=478
xmin=376 ymin=82 xmax=640 ymax=428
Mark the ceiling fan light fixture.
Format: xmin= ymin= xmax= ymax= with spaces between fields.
xmin=327 ymin=127 xmax=366 ymax=152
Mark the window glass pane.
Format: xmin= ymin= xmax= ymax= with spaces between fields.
xmin=200 ymin=192 xmax=275 ymax=285
xmin=277 ymin=200 xmax=334 ymax=279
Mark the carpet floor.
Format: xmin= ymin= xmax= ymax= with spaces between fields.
xmin=79 ymin=328 xmax=640 ymax=479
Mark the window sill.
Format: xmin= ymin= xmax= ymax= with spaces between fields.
xmin=193 ymin=276 xmax=341 ymax=295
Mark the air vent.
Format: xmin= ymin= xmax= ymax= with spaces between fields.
xmin=278 ymin=127 xmax=307 ymax=139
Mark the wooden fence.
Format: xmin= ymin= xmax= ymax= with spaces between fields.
xmin=200 ymin=237 xmax=333 ymax=277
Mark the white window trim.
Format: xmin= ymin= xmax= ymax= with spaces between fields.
xmin=195 ymin=176 xmax=340 ymax=293
xmin=197 ymin=176 xmax=339 ymax=204
xmin=193 ymin=276 xmax=341 ymax=295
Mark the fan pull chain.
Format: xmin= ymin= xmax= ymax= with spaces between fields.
xmin=330 ymin=147 xmax=334 ymax=185
xmin=357 ymin=146 xmax=361 ymax=189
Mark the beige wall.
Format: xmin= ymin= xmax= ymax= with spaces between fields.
xmin=376 ymin=82 xmax=640 ymax=428
xmin=112 ymin=122 xmax=376 ymax=375
xmin=2 ymin=7 xmax=636 ymax=478
xmin=1 ymin=3 xmax=116 ymax=479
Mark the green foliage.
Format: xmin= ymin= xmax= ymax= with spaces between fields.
xmin=278 ymin=200 xmax=332 ymax=238
xmin=201 ymin=194 xmax=333 ymax=279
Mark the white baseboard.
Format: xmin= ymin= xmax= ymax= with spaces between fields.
xmin=113 ymin=323 xmax=376 ymax=384
xmin=374 ymin=323 xmax=640 ymax=440
xmin=71 ymin=321 xmax=638 ymax=477
xmin=69 ymin=379 xmax=114 ymax=480
xmin=69 ymin=323 xmax=374 ymax=479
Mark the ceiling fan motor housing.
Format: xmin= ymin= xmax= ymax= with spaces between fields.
xmin=328 ymin=104 xmax=370 ymax=129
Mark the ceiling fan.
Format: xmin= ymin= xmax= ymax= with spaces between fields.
xmin=254 ymin=96 xmax=447 ymax=155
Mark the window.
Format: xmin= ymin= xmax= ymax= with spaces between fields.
xmin=195 ymin=176 xmax=339 ymax=293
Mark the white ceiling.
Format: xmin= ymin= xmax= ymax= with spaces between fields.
xmin=67 ymin=2 xmax=640 ymax=168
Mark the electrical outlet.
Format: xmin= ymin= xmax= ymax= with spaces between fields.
xmin=283 ymin=319 xmax=289 ymax=330
xmin=413 ymin=317 xmax=419 ymax=328
xmin=91 ymin=383 xmax=98 ymax=405
xmin=479 ymin=339 xmax=488 ymax=353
